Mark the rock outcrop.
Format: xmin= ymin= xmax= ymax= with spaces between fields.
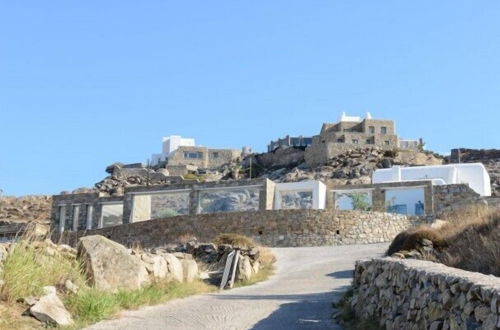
xmin=77 ymin=235 xmax=150 ymax=291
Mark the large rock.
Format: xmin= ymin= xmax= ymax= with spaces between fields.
xmin=162 ymin=253 xmax=184 ymax=282
xmin=236 ymin=255 xmax=253 ymax=281
xmin=77 ymin=235 xmax=149 ymax=291
xmin=29 ymin=288 xmax=73 ymax=326
xmin=141 ymin=253 xmax=168 ymax=279
xmin=181 ymin=259 xmax=199 ymax=283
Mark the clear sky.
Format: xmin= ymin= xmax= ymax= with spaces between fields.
xmin=1 ymin=1 xmax=499 ymax=196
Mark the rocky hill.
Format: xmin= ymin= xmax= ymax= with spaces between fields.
xmin=245 ymin=147 xmax=444 ymax=187
xmin=0 ymin=196 xmax=51 ymax=224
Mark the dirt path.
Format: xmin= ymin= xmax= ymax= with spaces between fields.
xmin=87 ymin=243 xmax=388 ymax=330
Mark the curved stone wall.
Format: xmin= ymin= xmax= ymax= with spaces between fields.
xmin=350 ymin=258 xmax=499 ymax=329
xmin=52 ymin=209 xmax=428 ymax=248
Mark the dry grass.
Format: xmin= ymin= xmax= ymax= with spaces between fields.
xmin=387 ymin=205 xmax=500 ymax=276
xmin=213 ymin=233 xmax=257 ymax=249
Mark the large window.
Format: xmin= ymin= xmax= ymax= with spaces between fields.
xmin=280 ymin=191 xmax=313 ymax=209
xmin=381 ymin=127 xmax=387 ymax=134
xmin=101 ymin=203 xmax=124 ymax=228
xmin=335 ymin=191 xmax=372 ymax=211
xmin=151 ymin=192 xmax=190 ymax=219
xmin=184 ymin=152 xmax=203 ymax=159
xmin=198 ymin=187 xmax=260 ymax=214
xmin=369 ymin=126 xmax=375 ymax=134
xmin=385 ymin=188 xmax=425 ymax=216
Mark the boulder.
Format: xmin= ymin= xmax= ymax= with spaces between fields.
xmin=162 ymin=253 xmax=183 ymax=282
xmin=77 ymin=235 xmax=149 ymax=291
xmin=29 ymin=291 xmax=73 ymax=326
xmin=141 ymin=253 xmax=168 ymax=279
xmin=236 ymin=256 xmax=253 ymax=281
xmin=181 ymin=259 xmax=199 ymax=283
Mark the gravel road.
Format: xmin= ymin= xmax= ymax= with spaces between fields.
xmin=87 ymin=243 xmax=388 ymax=330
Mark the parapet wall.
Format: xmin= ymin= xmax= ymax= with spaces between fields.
xmin=52 ymin=209 xmax=429 ymax=248
xmin=350 ymin=258 xmax=499 ymax=329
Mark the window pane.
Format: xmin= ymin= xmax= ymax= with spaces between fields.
xmin=151 ymin=192 xmax=190 ymax=219
xmin=101 ymin=204 xmax=123 ymax=228
xmin=280 ymin=191 xmax=313 ymax=209
xmin=335 ymin=192 xmax=372 ymax=211
xmin=199 ymin=188 xmax=260 ymax=214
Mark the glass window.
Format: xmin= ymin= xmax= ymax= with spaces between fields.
xmin=212 ymin=152 xmax=219 ymax=158
xmin=335 ymin=191 xmax=372 ymax=211
xmin=151 ymin=192 xmax=190 ymax=219
xmin=352 ymin=139 xmax=359 ymax=144
xmin=184 ymin=152 xmax=203 ymax=159
xmin=101 ymin=203 xmax=123 ymax=228
xmin=381 ymin=127 xmax=387 ymax=134
xmin=369 ymin=126 xmax=375 ymax=134
xmin=280 ymin=191 xmax=313 ymax=209
xmin=385 ymin=188 xmax=425 ymax=216
xmin=199 ymin=188 xmax=260 ymax=214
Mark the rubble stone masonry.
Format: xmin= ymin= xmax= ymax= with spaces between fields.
xmin=52 ymin=209 xmax=430 ymax=248
xmin=349 ymin=258 xmax=499 ymax=329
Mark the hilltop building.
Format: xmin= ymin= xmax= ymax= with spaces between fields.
xmin=150 ymin=135 xmax=248 ymax=174
xmin=268 ymin=136 xmax=314 ymax=152
xmin=304 ymin=112 xmax=422 ymax=166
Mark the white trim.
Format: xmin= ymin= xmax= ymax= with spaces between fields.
xmin=127 ymin=188 xmax=191 ymax=195
xmin=195 ymin=185 xmax=262 ymax=192
xmin=99 ymin=201 xmax=124 ymax=205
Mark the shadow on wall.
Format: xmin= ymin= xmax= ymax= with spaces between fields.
xmin=212 ymin=287 xmax=349 ymax=329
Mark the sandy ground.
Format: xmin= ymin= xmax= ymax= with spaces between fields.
xmin=87 ymin=243 xmax=388 ymax=330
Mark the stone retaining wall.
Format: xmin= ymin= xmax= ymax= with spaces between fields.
xmin=433 ymin=184 xmax=484 ymax=216
xmin=52 ymin=210 xmax=429 ymax=248
xmin=350 ymin=258 xmax=499 ymax=329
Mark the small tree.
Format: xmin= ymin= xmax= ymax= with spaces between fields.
xmin=348 ymin=192 xmax=371 ymax=211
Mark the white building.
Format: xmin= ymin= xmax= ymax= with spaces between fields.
xmin=151 ymin=135 xmax=195 ymax=165
xmin=372 ymin=163 xmax=491 ymax=197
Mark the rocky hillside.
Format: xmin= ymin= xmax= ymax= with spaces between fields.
xmin=0 ymin=196 xmax=51 ymax=224
xmin=245 ymin=147 xmax=444 ymax=187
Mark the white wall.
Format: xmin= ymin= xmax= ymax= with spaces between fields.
xmin=373 ymin=163 xmax=491 ymax=196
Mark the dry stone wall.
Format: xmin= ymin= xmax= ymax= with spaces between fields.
xmin=52 ymin=209 xmax=430 ymax=248
xmin=433 ymin=184 xmax=484 ymax=216
xmin=350 ymin=258 xmax=500 ymax=330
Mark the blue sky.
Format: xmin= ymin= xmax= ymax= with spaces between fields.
xmin=1 ymin=1 xmax=499 ymax=196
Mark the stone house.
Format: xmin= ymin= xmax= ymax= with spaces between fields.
xmin=167 ymin=146 xmax=242 ymax=170
xmin=304 ymin=112 xmax=421 ymax=166
xmin=149 ymin=135 xmax=246 ymax=174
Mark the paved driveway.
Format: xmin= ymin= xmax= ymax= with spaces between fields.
xmin=87 ymin=243 xmax=388 ymax=330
